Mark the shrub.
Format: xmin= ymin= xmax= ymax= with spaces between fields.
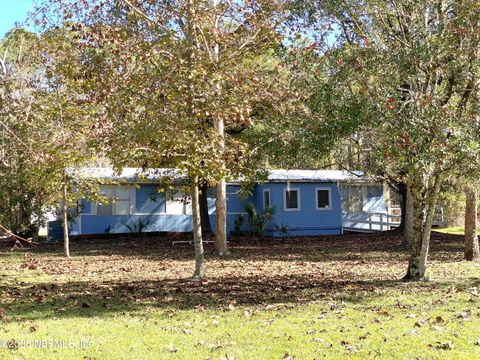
xmin=244 ymin=203 xmax=275 ymax=237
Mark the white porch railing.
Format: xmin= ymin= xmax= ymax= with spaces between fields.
xmin=342 ymin=212 xmax=400 ymax=232
xmin=342 ymin=206 xmax=445 ymax=233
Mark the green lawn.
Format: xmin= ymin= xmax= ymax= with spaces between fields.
xmin=436 ymin=227 xmax=480 ymax=236
xmin=1 ymin=231 xmax=480 ymax=359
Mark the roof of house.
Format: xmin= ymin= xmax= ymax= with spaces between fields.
xmin=67 ymin=168 xmax=184 ymax=182
xmin=267 ymin=170 xmax=363 ymax=183
xmin=68 ymin=168 xmax=364 ymax=183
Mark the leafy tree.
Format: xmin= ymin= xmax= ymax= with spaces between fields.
xmin=0 ymin=28 xmax=97 ymax=256
xmin=292 ymin=0 xmax=480 ymax=280
xmin=34 ymin=0 xmax=298 ymax=277
xmin=0 ymin=30 xmax=49 ymax=237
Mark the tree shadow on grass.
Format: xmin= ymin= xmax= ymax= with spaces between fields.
xmin=2 ymin=230 xmax=464 ymax=264
xmin=2 ymin=273 xmax=478 ymax=322
xmin=0 ymin=230 xmax=471 ymax=323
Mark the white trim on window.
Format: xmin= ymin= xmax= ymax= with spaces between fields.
xmin=315 ymin=187 xmax=332 ymax=210
xmin=263 ymin=189 xmax=271 ymax=209
xmin=283 ymin=187 xmax=301 ymax=211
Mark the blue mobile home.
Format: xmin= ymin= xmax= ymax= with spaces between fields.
xmin=50 ymin=168 xmax=391 ymax=239
xmin=254 ymin=171 xmax=346 ymax=236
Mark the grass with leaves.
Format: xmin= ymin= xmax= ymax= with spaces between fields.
xmin=1 ymin=231 xmax=480 ymax=359
xmin=436 ymin=227 xmax=480 ymax=236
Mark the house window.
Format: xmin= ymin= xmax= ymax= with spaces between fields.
xmin=263 ymin=189 xmax=270 ymax=209
xmin=97 ymin=186 xmax=113 ymax=215
xmin=97 ymin=202 xmax=113 ymax=216
xmin=97 ymin=185 xmax=131 ymax=216
xmin=114 ymin=186 xmax=131 ymax=215
xmin=315 ymin=188 xmax=331 ymax=210
xmin=284 ymin=188 xmax=300 ymax=211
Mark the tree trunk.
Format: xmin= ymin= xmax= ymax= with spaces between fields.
xmin=191 ymin=175 xmax=205 ymax=279
xmin=199 ymin=181 xmax=213 ymax=236
xmin=214 ymin=178 xmax=229 ymax=255
xmin=211 ymin=75 xmax=228 ymax=254
xmin=62 ymin=174 xmax=70 ymax=258
xmin=185 ymin=1 xmax=205 ymax=277
xmin=211 ymin=0 xmax=228 ymax=256
xmin=397 ymin=182 xmax=407 ymax=230
xmin=464 ymin=185 xmax=480 ymax=261
xmin=404 ymin=186 xmax=414 ymax=248
xmin=347 ymin=140 xmax=354 ymax=169
xmin=404 ymin=175 xmax=443 ymax=281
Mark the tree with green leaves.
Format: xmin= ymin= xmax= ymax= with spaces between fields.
xmin=292 ymin=0 xmax=480 ymax=280
xmin=34 ymin=0 xmax=298 ymax=277
xmin=0 ymin=30 xmax=50 ymax=237
xmin=1 ymin=28 xmax=98 ymax=256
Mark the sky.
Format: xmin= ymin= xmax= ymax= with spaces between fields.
xmin=0 ymin=0 xmax=35 ymax=37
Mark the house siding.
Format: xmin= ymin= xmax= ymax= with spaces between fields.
xmin=50 ymin=180 xmax=344 ymax=239
xmin=70 ymin=184 xmax=252 ymax=236
xmin=79 ymin=199 xmax=91 ymax=214
xmin=135 ymin=185 xmax=166 ymax=214
xmin=255 ymin=182 xmax=342 ymax=236
xmin=80 ymin=214 xmax=193 ymax=234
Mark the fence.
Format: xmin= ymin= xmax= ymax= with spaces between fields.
xmin=342 ymin=206 xmax=445 ymax=233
